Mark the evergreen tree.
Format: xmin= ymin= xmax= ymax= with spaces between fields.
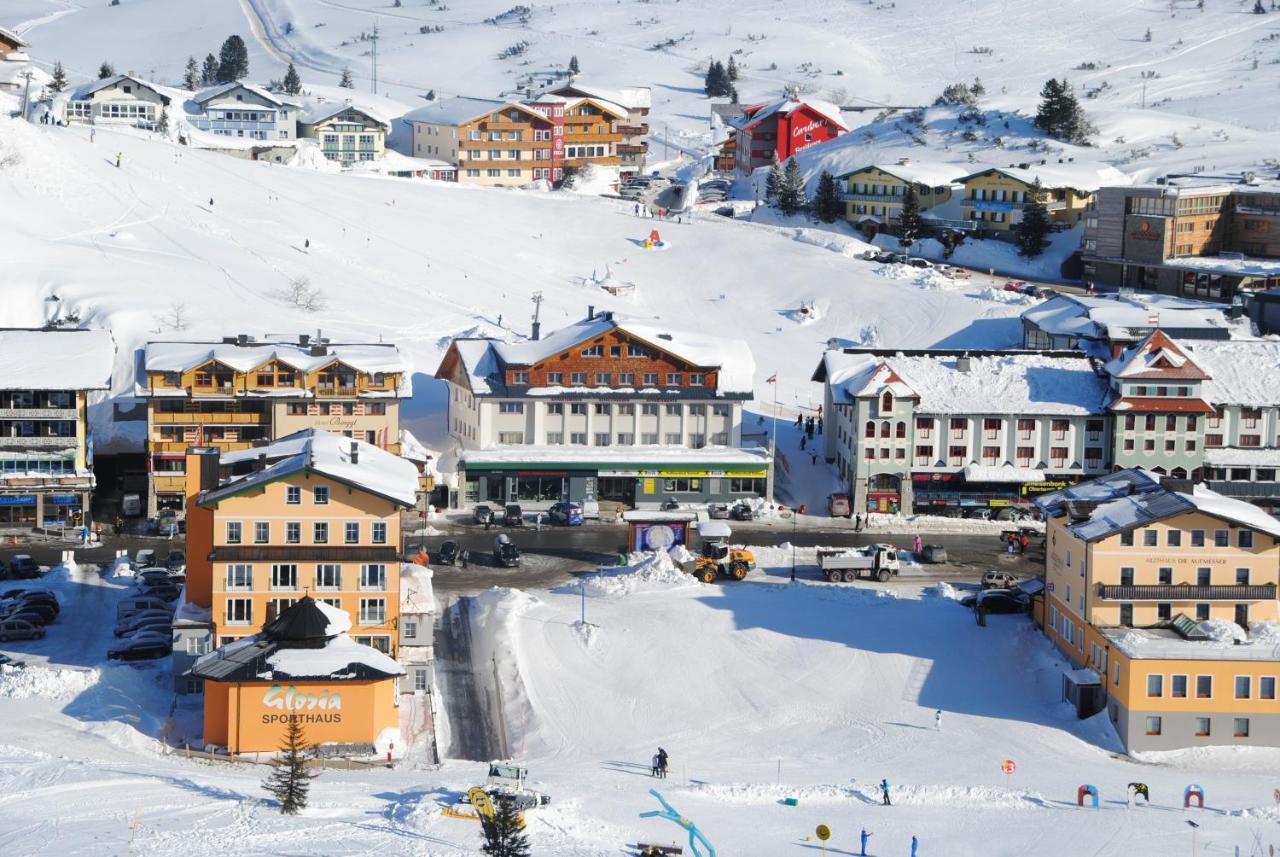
xmin=262 ymin=719 xmax=315 ymax=815
xmin=183 ymin=56 xmax=200 ymax=90
xmin=1014 ymin=179 xmax=1051 ymax=258
xmin=568 ymin=54 xmax=580 ymax=74
xmin=48 ymin=61 xmax=68 ymax=94
xmin=811 ymin=171 xmax=841 ymax=223
xmin=217 ymin=35 xmax=250 ymax=82
xmin=704 ymin=59 xmax=726 ymax=97
xmin=202 ymin=53 xmax=220 ymax=86
xmin=898 ymin=186 xmax=923 ymax=254
xmin=97 ymin=61 xmax=115 ymax=80
xmin=764 ymin=153 xmax=784 ymax=201
xmin=1033 ymin=78 xmax=1065 ymax=135
xmin=339 ymin=67 xmax=355 ymax=89
xmin=481 ymin=796 xmax=531 ymax=857
xmin=729 ymin=85 xmax=739 ymax=104
xmin=1034 ymin=78 xmax=1091 ymax=144
xmin=970 ymin=76 xmax=985 ymax=98
xmin=282 ymin=62 xmax=302 ymax=95
xmin=156 ymin=107 xmax=169 ymax=134
xmin=777 ymin=157 xmax=806 ymax=216
xmin=727 ymin=55 xmax=739 ymax=82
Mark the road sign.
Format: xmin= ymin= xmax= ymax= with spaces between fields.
xmin=815 ymin=825 xmax=831 ymax=842
xmin=1001 ymin=759 xmax=1017 ymax=775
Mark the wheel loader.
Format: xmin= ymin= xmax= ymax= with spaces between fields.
xmin=690 ymin=521 xmax=755 ymax=583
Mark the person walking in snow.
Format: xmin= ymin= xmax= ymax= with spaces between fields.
xmin=1019 ymin=533 xmax=1029 ymax=554
xmin=859 ymin=829 xmax=871 ymax=856
xmin=855 ymin=513 xmax=863 ymax=532
xmin=911 ymin=835 xmax=919 ymax=857
xmin=209 ymin=197 xmax=214 ymax=207
xmin=115 ymin=152 xmax=121 ymax=168
xmin=460 ymin=548 xmax=470 ymax=568
xmin=934 ymin=709 xmax=942 ymax=731
xmin=656 ymin=747 xmax=669 ymax=778
xmin=651 ymin=753 xmax=660 ymax=777
xmin=800 ymin=435 xmax=807 ymax=451
xmin=913 ymin=534 xmax=923 ymax=555
xmin=880 ymin=778 xmax=891 ymax=806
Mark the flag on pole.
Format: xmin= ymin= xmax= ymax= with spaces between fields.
xmin=766 ymin=374 xmax=777 ymax=384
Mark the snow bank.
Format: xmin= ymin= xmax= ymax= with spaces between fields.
xmin=562 ymin=550 xmax=698 ymax=598
xmin=0 ymin=665 xmax=99 ymax=702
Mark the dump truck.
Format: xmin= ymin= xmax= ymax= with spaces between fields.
xmin=816 ymin=544 xmax=900 ymax=583
xmin=689 ymin=520 xmax=755 ymax=583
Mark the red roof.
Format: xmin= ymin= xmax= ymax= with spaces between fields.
xmin=1109 ymin=396 xmax=1216 ymax=414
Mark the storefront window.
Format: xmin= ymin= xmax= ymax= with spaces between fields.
xmin=516 ymin=476 xmax=563 ymax=501
xmin=663 ymin=478 xmax=703 ymax=493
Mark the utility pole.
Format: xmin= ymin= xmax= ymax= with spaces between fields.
xmin=371 ymin=21 xmax=379 ymax=95
xmin=20 ymin=70 xmax=34 ymax=120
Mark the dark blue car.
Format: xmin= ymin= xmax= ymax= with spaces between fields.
xmin=548 ymin=502 xmax=584 ymax=526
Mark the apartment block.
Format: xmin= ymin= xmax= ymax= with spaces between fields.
xmin=957 ymin=161 xmax=1126 ymax=233
xmin=298 ymin=102 xmax=389 ymax=163
xmin=837 ymin=162 xmax=966 ymax=235
xmin=548 ymin=82 xmax=651 ymax=177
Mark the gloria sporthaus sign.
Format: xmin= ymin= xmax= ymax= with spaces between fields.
xmin=260 ymin=684 xmax=343 ymax=725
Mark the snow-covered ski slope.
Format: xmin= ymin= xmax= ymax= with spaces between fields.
xmin=0 ymin=114 xmax=1029 ymax=450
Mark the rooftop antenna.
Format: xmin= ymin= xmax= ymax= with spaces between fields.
xmin=530 ymin=291 xmax=544 ymax=341
xmin=371 ymin=20 xmax=379 ymax=95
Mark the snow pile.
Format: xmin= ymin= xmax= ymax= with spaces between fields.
xmin=563 ymin=164 xmax=620 ymax=195
xmin=569 ymin=550 xmax=697 ymax=598
xmin=781 ymin=300 xmax=823 ymax=325
xmin=1198 ymin=618 xmax=1247 ymax=644
xmin=1248 ymin=621 xmax=1280 ymax=646
xmin=570 ymin=619 xmax=601 ymax=648
xmin=924 ymin=581 xmax=961 ymax=600
xmin=108 ymin=557 xmax=136 ymax=579
xmin=0 ymin=665 xmax=99 ymax=702
xmin=686 ymin=780 xmax=862 ymax=804
xmin=791 ymin=227 xmax=875 ymax=259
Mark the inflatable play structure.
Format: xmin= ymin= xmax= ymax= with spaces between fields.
xmin=640 ymin=789 xmax=716 ymax=857
xmin=1077 ymin=784 xmax=1099 ymax=808
xmin=1127 ymin=782 xmax=1150 ymax=806
xmin=1184 ymin=784 xmax=1205 ymax=809
xmin=644 ymin=229 xmax=665 ymax=249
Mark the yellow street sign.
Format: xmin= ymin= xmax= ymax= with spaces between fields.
xmin=816 ymin=824 xmax=831 ymax=841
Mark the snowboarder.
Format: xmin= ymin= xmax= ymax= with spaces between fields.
xmin=913 ymin=534 xmax=922 ymax=554
xmin=911 ymin=835 xmax=919 ymax=857
xmin=880 ymin=779 xmax=891 ymax=806
xmin=934 ymin=709 xmax=942 ymax=731
xmin=859 ymin=829 xmax=871 ymax=856
xmin=115 ymin=152 xmax=121 ymax=168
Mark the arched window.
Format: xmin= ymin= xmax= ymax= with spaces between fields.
xmin=881 ymin=391 xmax=893 ymax=413
xmin=880 ymin=422 xmax=891 ymax=438
xmin=896 ymin=421 xmax=907 ymax=438
xmin=1171 ymin=467 xmax=1188 ymax=479
xmin=865 ymin=421 xmax=875 ymax=438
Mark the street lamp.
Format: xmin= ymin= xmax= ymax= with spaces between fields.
xmin=790 ymin=507 xmax=797 ymax=581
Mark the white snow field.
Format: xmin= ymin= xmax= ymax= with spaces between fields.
xmin=3 ymin=554 xmax=1280 ymax=855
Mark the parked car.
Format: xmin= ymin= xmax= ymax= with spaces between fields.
xmin=4 ymin=607 xmax=53 ymax=627
xmin=139 ymin=583 xmax=182 ymax=603
xmin=3 ymin=588 xmax=57 ymax=603
xmin=921 ymin=544 xmax=948 ymax=564
xmin=1027 ymin=286 xmax=1056 ymax=299
xmin=118 ymin=621 xmax=172 ymax=641
xmin=117 ymin=598 xmax=175 ymax=621
xmin=872 ymin=251 xmax=897 ymax=263
xmin=107 ymin=638 xmax=172 ymax=661
xmin=1003 ymin=280 xmax=1029 ymax=292
xmin=5 ymin=593 xmax=59 ymax=617
xmin=493 ymin=533 xmax=522 ymax=568
xmin=134 ymin=549 xmax=156 ymax=568
xmin=973 ymin=589 xmax=1031 ymax=614
xmin=137 ymin=568 xmax=178 ymax=589
xmin=729 ymin=503 xmax=755 ymax=522
xmin=435 ymin=540 xmax=460 ymax=566
xmin=906 ymin=258 xmax=933 ymax=269
xmin=981 ymin=570 xmax=1021 ymax=590
xmin=827 ymin=493 xmax=852 ymax=518
xmin=473 ymin=504 xmax=494 ymax=525
xmin=0 ymin=653 xmax=25 ymax=669
xmin=548 ymin=502 xmax=584 ymax=526
xmin=659 ymin=497 xmax=681 ymax=512
xmin=503 ymin=503 xmax=524 ymax=527
xmin=707 ymin=503 xmax=730 ymax=520
xmin=115 ymin=610 xmax=175 ymax=637
xmin=0 ymin=619 xmax=44 ymax=642
xmin=9 ymin=556 xmax=39 ymax=579
xmin=164 ymin=551 xmax=186 ymax=573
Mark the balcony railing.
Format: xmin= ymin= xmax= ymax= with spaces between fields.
xmin=316 ymin=384 xmax=358 ymax=397
xmin=153 ymin=411 xmax=264 ymax=424
xmin=617 ymin=143 xmax=648 ymax=156
xmin=616 ymin=124 xmax=649 ymax=136
xmin=967 ymin=199 xmax=1067 ymax=213
xmin=0 ymin=408 xmax=77 ymax=420
xmin=841 ymin=192 xmax=906 ymax=203
xmin=0 ymin=436 xmax=78 ymax=448
xmin=190 ymin=119 xmax=279 ymax=132
xmin=1097 ymin=583 xmax=1277 ymax=601
xmin=1204 ymin=480 xmax=1280 ymax=498
xmin=150 ymin=440 xmax=258 ymax=454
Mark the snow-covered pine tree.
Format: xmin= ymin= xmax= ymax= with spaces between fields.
xmin=778 ymin=157 xmax=806 ymax=216
xmin=156 ymin=107 xmax=169 ymax=134
xmin=262 ymin=719 xmax=315 ymax=815
xmin=339 ymin=67 xmax=354 ymax=89
xmin=970 ymin=76 xmax=985 ymax=98
xmin=898 ymin=186 xmax=923 ymax=254
xmin=765 ymin=153 xmax=784 ymax=200
xmin=49 ymin=61 xmax=67 ymax=94
xmin=217 ymin=35 xmax=250 ymax=82
xmin=201 ymin=54 xmax=220 ymax=86
xmin=283 ymin=63 xmax=302 ymax=95
xmin=727 ymin=55 xmax=739 ymax=82
xmin=183 ymin=56 xmax=199 ymax=90
xmin=568 ymin=54 xmax=580 ymax=74
xmin=1014 ymin=179 xmax=1051 ymax=258
xmin=481 ymin=796 xmax=531 ymax=857
xmin=811 ymin=171 xmax=841 ymax=223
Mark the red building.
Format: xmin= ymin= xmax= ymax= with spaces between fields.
xmin=732 ymin=98 xmax=848 ymax=174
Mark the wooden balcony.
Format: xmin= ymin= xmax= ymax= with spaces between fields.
xmin=152 ymin=411 xmax=265 ymax=424
xmin=152 ymin=474 xmax=186 ymax=492
xmin=565 ymin=132 xmax=621 ymax=145
xmin=617 ymin=143 xmax=648 ymax=156
xmin=616 ymin=124 xmax=649 ymax=137
xmin=316 ymin=384 xmax=359 ymax=397
xmin=1097 ymin=583 xmax=1277 ymax=601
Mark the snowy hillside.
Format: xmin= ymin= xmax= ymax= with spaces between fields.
xmin=0 ymin=112 xmax=1030 ymax=450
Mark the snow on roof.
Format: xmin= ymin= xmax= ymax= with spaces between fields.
xmin=401 ymin=564 xmax=435 ymax=614
xmin=961 ymin=464 xmax=1048 ymax=483
xmin=551 ymin=82 xmax=651 ymax=110
xmin=142 ymin=338 xmax=408 ymax=376
xmin=1166 ymin=255 xmax=1280 ymax=278
xmin=299 ymin=99 xmax=391 ymax=129
xmin=741 ymin=97 xmax=849 ymax=133
xmin=1189 ymin=341 xmax=1280 ymax=405
xmin=838 ymin=162 xmax=967 ymax=188
xmin=315 ymin=599 xmax=353 ymax=635
xmin=1022 ymin=294 xmax=1232 ymax=342
xmin=1185 ymin=483 xmax=1280 ymax=536
xmin=460 ymin=445 xmax=772 ymax=467
xmin=823 ymin=350 xmax=1109 ymax=415
xmin=697 ymin=520 xmax=733 ymax=539
xmin=266 ymin=633 xmax=405 ymax=678
xmin=402 ymin=95 xmax=505 ymax=125
xmin=0 ymin=329 xmax=114 ymax=390
xmin=1102 ymin=625 xmax=1280 ymax=662
xmin=1203 ymin=447 xmax=1280 ymax=467
xmin=1104 ymin=331 xmax=1207 ymax=380
xmin=960 ymin=162 xmax=1131 ymax=193
xmin=565 ymin=95 xmax=628 ymax=119
xmin=202 ymin=429 xmax=420 ymax=507
xmin=452 ymin=314 xmax=755 ymax=397
xmin=71 ymin=73 xmax=169 ymax=103
xmin=0 ymin=58 xmax=49 ymax=89
xmin=191 ymin=82 xmax=294 ymax=108
xmin=0 ymin=27 xmax=29 ymax=48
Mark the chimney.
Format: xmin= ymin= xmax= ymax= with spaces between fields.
xmin=350 ymin=440 xmax=359 ymax=465
xmin=956 ymin=355 xmax=971 ymax=373
xmin=587 ymin=305 xmax=595 ymax=320
xmin=299 ymin=333 xmax=311 ymax=347
xmin=310 ymin=343 xmax=328 ymax=357
xmin=531 ymin=321 xmax=541 ymax=341
xmin=182 ymin=447 xmax=221 ymax=609
xmin=237 ymin=333 xmax=250 ymax=346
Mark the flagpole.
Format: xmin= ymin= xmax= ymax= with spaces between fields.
xmin=768 ymin=372 xmax=778 ymax=502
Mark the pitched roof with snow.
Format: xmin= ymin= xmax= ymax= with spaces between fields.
xmin=299 ymin=100 xmax=391 ymax=128
xmin=565 ymin=95 xmax=627 ymax=119
xmin=402 ymin=95 xmax=505 ymax=125
xmin=191 ymin=82 xmax=294 ymax=108
xmin=200 ymin=429 xmax=420 ymax=508
xmin=71 ymin=73 xmax=170 ymax=104
xmin=0 ymin=27 xmax=29 ymax=49
xmin=820 ymin=350 xmax=1110 ymax=415
xmin=959 ymin=162 xmax=1131 ymax=194
xmin=0 ymin=329 xmax=115 ymax=391
xmin=1022 ymin=293 xmax=1234 ymax=345
xmin=836 ymin=162 xmax=967 ymax=188
xmin=1105 ymin=330 xmax=1210 ymax=380
xmin=549 ymin=82 xmax=651 ymax=110
xmin=439 ymin=314 xmax=755 ymax=397
xmin=1190 ymin=341 xmax=1280 ymax=406
xmin=143 ymin=338 xmax=407 ymax=377
xmin=1035 ymin=467 xmax=1280 ymax=540
xmin=740 ymin=97 xmax=848 ymax=133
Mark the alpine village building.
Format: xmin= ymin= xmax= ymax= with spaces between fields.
xmin=0 ymin=329 xmax=115 ymax=528
xmin=732 ymin=97 xmax=848 ymax=174
xmin=135 ymin=335 xmax=409 ymax=517
xmin=1038 ymin=468 xmax=1280 ymax=752
xmin=546 ymin=82 xmax=652 ymax=177
xmin=837 ymin=162 xmax=965 ymax=236
xmin=957 ymin=162 xmax=1127 ymax=234
xmin=435 ymin=310 xmax=771 ymax=510
xmin=298 ymin=102 xmax=390 ymax=163
xmin=66 ymin=73 xmax=171 ymax=127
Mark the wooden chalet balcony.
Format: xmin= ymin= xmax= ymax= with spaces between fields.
xmin=316 ymin=384 xmax=359 ymax=397
xmin=617 ymin=143 xmax=648 ymax=156
xmin=152 ymin=412 xmax=264 ymax=424
xmin=565 ymin=156 xmax=622 ymax=168
xmin=616 ymin=123 xmax=649 ymax=137
xmin=1097 ymin=583 xmax=1277 ymax=601
xmin=566 ymin=132 xmax=621 ymax=145
xmin=152 ymin=474 xmax=185 ymax=492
